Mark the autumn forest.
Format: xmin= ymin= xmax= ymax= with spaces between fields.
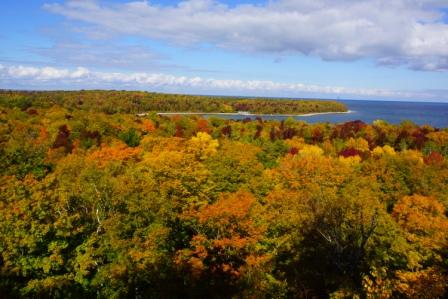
xmin=0 ymin=90 xmax=447 ymax=298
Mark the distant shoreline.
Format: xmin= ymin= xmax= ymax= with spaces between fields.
xmin=138 ymin=110 xmax=353 ymax=117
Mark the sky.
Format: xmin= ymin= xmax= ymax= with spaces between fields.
xmin=1 ymin=0 xmax=448 ymax=101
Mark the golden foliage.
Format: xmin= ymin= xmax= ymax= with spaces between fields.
xmin=298 ymin=144 xmax=324 ymax=157
xmin=346 ymin=137 xmax=370 ymax=152
xmin=395 ymin=268 xmax=447 ymax=298
xmin=372 ymin=145 xmax=396 ymax=157
xmin=392 ymin=194 xmax=448 ymax=251
xmin=188 ymin=132 xmax=219 ymax=160
xmin=86 ymin=142 xmax=142 ymax=166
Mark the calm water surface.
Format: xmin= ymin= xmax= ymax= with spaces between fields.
xmin=205 ymin=100 xmax=448 ymax=128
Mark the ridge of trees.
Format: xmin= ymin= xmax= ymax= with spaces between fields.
xmin=0 ymin=90 xmax=347 ymax=115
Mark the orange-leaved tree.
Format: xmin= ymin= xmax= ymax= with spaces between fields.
xmin=176 ymin=190 xmax=267 ymax=297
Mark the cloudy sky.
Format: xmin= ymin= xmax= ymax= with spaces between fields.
xmin=1 ymin=0 xmax=448 ymax=101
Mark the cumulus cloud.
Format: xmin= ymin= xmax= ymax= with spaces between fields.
xmin=44 ymin=0 xmax=448 ymax=71
xmin=0 ymin=65 xmax=90 ymax=80
xmin=2 ymin=64 xmax=446 ymax=100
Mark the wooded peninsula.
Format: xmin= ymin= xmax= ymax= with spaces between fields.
xmin=0 ymin=90 xmax=447 ymax=298
xmin=0 ymin=90 xmax=347 ymax=115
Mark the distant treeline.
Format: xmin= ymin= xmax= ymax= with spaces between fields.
xmin=0 ymin=90 xmax=347 ymax=114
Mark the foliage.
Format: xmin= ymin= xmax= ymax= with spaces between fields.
xmin=0 ymin=91 xmax=447 ymax=298
xmin=0 ymin=89 xmax=347 ymax=115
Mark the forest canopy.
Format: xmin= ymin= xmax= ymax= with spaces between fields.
xmin=0 ymin=90 xmax=347 ymax=115
xmin=0 ymin=91 xmax=447 ymax=298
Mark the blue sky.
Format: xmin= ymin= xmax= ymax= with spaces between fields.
xmin=1 ymin=0 xmax=448 ymax=101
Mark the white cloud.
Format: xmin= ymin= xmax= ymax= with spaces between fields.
xmin=1 ymin=64 xmax=446 ymax=100
xmin=1 ymin=65 xmax=90 ymax=80
xmin=44 ymin=0 xmax=448 ymax=71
